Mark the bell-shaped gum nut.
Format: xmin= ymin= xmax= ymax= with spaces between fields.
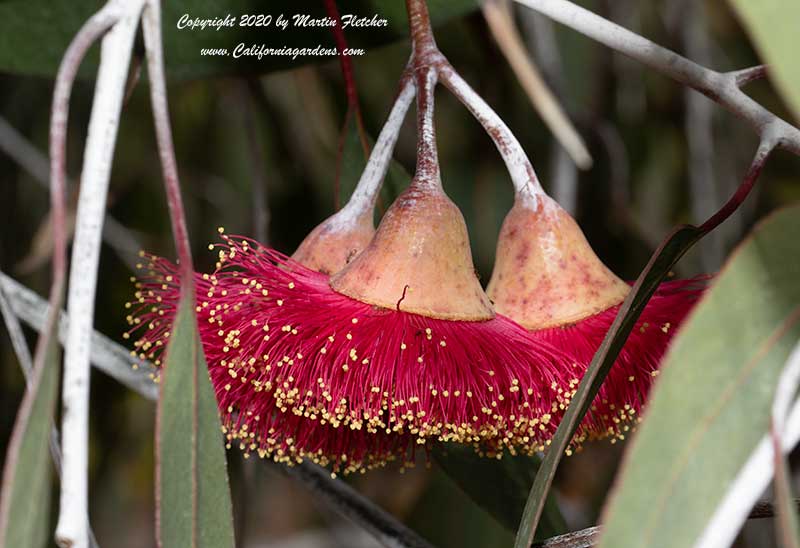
xmin=330 ymin=178 xmax=494 ymax=321
xmin=291 ymin=209 xmax=375 ymax=275
xmin=487 ymin=194 xmax=629 ymax=329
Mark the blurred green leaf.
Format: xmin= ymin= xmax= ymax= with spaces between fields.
xmin=434 ymin=445 xmax=566 ymax=539
xmin=0 ymin=1 xmax=478 ymax=80
xmin=0 ymin=337 xmax=59 ymax=548
xmin=729 ymin=0 xmax=800 ymax=120
xmin=156 ymin=292 xmax=235 ymax=548
xmin=597 ymin=204 xmax=800 ymax=548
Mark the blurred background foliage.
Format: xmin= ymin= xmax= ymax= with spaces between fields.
xmin=0 ymin=0 xmax=798 ymax=547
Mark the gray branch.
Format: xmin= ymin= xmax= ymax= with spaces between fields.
xmin=0 ymin=272 xmax=158 ymax=401
xmin=513 ymin=0 xmax=800 ymax=155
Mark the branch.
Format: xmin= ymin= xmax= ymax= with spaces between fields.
xmin=512 ymin=0 xmax=800 ymax=155
xmin=0 ymin=271 xmax=426 ymax=548
xmin=0 ymin=272 xmax=158 ymax=399
xmin=55 ymin=3 xmax=144 ymax=546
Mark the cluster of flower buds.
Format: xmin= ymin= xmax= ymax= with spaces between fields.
xmin=125 ymin=2 xmax=704 ymax=475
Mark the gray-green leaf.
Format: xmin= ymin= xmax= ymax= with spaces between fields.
xmin=0 ymin=336 xmax=60 ymax=548
xmin=156 ymin=292 xmax=235 ymax=548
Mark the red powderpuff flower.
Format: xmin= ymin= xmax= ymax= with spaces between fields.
xmin=486 ymin=191 xmax=706 ymax=445
xmin=126 ymin=176 xmax=582 ymax=474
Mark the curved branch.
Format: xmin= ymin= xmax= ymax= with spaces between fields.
xmin=55 ymin=2 xmax=145 ymax=546
xmin=512 ymin=0 xmax=800 ymax=155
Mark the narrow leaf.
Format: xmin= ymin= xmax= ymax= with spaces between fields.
xmin=156 ymin=292 xmax=235 ymax=548
xmin=597 ymin=204 xmax=800 ymax=548
xmin=0 ymin=336 xmax=60 ymax=548
xmin=728 ymin=0 xmax=800 ymax=120
xmin=434 ymin=445 xmax=566 ymax=538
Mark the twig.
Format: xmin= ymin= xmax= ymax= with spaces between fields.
xmin=482 ymin=0 xmax=592 ymax=169
xmin=440 ymin=65 xmax=546 ymax=205
xmin=512 ymin=0 xmax=800 ymax=155
xmin=412 ymin=67 xmax=440 ymax=182
xmin=0 ymin=116 xmax=142 ymax=272
xmin=401 ymin=1 xmax=553 ymax=208
xmin=56 ymin=3 xmax=144 ymax=546
xmin=0 ymin=279 xmax=34 ymax=378
xmin=732 ymin=65 xmax=768 ymax=88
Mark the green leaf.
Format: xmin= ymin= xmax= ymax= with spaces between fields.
xmin=434 ymin=445 xmax=566 ymax=539
xmin=728 ymin=0 xmax=800 ymax=120
xmin=597 ymin=204 xmax=800 ymax=548
xmin=0 ymin=335 xmax=60 ymax=548
xmin=0 ymin=1 xmax=478 ymax=80
xmin=156 ymin=291 xmax=235 ymax=548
